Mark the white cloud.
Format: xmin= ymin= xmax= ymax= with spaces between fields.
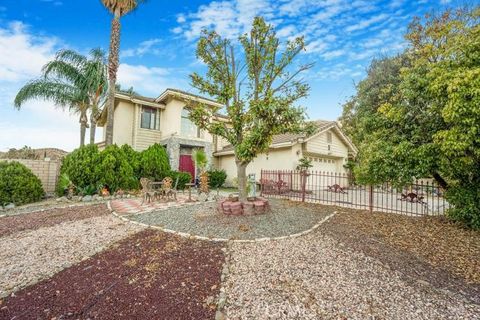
xmin=0 ymin=22 xmax=91 ymax=151
xmin=117 ymin=63 xmax=187 ymax=96
xmin=345 ymin=13 xmax=389 ymax=32
xmin=0 ymin=21 xmax=57 ymax=82
xmin=121 ymin=38 xmax=162 ymax=58
xmin=180 ymin=0 xmax=274 ymax=40
xmin=321 ymin=49 xmax=346 ymax=60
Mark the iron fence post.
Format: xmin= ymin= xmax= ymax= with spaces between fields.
xmin=369 ymin=185 xmax=374 ymax=212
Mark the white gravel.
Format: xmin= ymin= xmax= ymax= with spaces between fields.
xmin=0 ymin=215 xmax=143 ymax=297
xmin=223 ymin=230 xmax=480 ymax=319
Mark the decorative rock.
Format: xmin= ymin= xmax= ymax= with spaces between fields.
xmin=92 ymin=195 xmax=99 ymax=201
xmin=82 ymin=195 xmax=93 ymax=202
xmin=72 ymin=196 xmax=81 ymax=202
xmin=4 ymin=203 xmax=15 ymax=210
xmin=56 ymin=197 xmax=67 ymax=202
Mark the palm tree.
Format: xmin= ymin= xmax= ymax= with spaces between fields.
xmin=100 ymin=0 xmax=147 ymax=146
xmin=14 ymin=49 xmax=107 ymax=146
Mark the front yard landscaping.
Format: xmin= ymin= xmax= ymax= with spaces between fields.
xmin=0 ymin=199 xmax=478 ymax=319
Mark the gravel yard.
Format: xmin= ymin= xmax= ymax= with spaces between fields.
xmin=128 ymin=199 xmax=330 ymax=240
xmin=0 ymin=214 xmax=142 ymax=297
xmin=0 ymin=204 xmax=110 ymax=237
xmin=0 ymin=229 xmax=225 ymax=320
xmin=223 ymin=228 xmax=480 ymax=319
xmin=0 ymin=200 xmax=478 ymax=319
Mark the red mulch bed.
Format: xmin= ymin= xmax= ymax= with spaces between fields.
xmin=0 ymin=229 xmax=225 ymax=319
xmin=0 ymin=204 xmax=109 ymax=238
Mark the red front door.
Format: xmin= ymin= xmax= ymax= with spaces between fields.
xmin=179 ymin=155 xmax=195 ymax=181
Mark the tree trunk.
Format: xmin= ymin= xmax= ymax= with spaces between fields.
xmin=105 ymin=9 xmax=121 ymax=146
xmin=79 ymin=110 xmax=88 ymax=147
xmin=89 ymin=115 xmax=96 ymax=145
xmin=79 ymin=121 xmax=86 ymax=147
xmin=432 ymin=172 xmax=448 ymax=190
xmin=236 ymin=160 xmax=248 ymax=201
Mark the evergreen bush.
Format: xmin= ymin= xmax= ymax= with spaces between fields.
xmin=0 ymin=161 xmax=44 ymax=206
xmin=208 ymin=169 xmax=227 ymax=188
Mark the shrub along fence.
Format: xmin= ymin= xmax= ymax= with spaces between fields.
xmin=3 ymin=159 xmax=60 ymax=194
xmin=260 ymin=170 xmax=449 ymax=216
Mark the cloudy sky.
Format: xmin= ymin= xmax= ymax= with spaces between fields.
xmin=0 ymin=0 xmax=456 ymax=151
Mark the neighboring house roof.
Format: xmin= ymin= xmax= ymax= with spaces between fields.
xmin=214 ymin=120 xmax=357 ymax=156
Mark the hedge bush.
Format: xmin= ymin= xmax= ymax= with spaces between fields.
xmin=138 ymin=143 xmax=171 ymax=181
xmin=121 ymin=144 xmax=140 ymax=179
xmin=208 ymin=169 xmax=227 ymax=188
xmin=0 ymin=161 xmax=44 ymax=206
xmin=168 ymin=170 xmax=192 ymax=190
xmin=95 ymin=145 xmax=138 ymax=191
xmin=59 ymin=144 xmax=100 ymax=191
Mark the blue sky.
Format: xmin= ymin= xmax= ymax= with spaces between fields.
xmin=0 ymin=0 xmax=458 ymax=151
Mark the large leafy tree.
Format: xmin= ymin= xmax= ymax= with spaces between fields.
xmin=100 ymin=0 xmax=147 ymax=146
xmin=341 ymin=7 xmax=480 ymax=228
xmin=187 ymin=17 xmax=313 ymax=200
xmin=15 ymin=49 xmax=107 ymax=146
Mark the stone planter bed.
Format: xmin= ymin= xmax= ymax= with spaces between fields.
xmin=127 ymin=199 xmax=331 ymax=240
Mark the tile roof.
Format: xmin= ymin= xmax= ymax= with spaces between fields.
xmin=218 ymin=120 xmax=335 ymax=152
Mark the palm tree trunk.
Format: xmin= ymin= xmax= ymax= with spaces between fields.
xmin=105 ymin=7 xmax=121 ymax=146
xmin=89 ymin=115 xmax=97 ymax=145
xmin=80 ymin=121 xmax=86 ymax=147
xmin=79 ymin=109 xmax=88 ymax=147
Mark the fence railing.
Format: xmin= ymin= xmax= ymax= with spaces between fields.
xmin=260 ymin=170 xmax=449 ymax=216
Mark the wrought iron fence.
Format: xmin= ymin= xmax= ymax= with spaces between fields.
xmin=260 ymin=170 xmax=449 ymax=216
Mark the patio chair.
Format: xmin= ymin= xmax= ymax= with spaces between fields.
xmin=160 ymin=177 xmax=178 ymax=201
xmin=140 ymin=177 xmax=156 ymax=204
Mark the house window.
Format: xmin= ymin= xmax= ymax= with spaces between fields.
xmin=326 ymin=132 xmax=332 ymax=144
xmin=140 ymin=106 xmax=158 ymax=130
xmin=181 ymin=108 xmax=200 ymax=138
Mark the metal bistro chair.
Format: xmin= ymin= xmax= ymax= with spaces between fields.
xmin=140 ymin=177 xmax=157 ymax=204
xmin=161 ymin=176 xmax=179 ymax=201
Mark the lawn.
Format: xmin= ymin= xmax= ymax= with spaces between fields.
xmin=0 ymin=200 xmax=478 ymax=319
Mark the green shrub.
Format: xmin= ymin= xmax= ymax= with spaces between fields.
xmin=168 ymin=171 xmax=192 ymax=190
xmin=95 ymin=145 xmax=138 ymax=192
xmin=139 ymin=143 xmax=170 ymax=180
xmin=208 ymin=169 xmax=227 ymax=188
xmin=0 ymin=161 xmax=44 ymax=206
xmin=121 ymin=144 xmax=140 ymax=179
xmin=60 ymin=144 xmax=100 ymax=190
xmin=446 ymin=183 xmax=480 ymax=230
xmin=56 ymin=173 xmax=74 ymax=196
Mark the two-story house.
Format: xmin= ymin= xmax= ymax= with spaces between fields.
xmin=96 ymin=88 xmax=357 ymax=184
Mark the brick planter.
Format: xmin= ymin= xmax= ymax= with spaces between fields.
xmin=217 ymin=197 xmax=270 ymax=216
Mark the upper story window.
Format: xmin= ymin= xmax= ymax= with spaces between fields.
xmin=140 ymin=106 xmax=159 ymax=130
xmin=326 ymin=132 xmax=333 ymax=144
xmin=181 ymin=108 xmax=201 ymax=138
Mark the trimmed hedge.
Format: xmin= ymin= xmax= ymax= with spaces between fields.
xmin=208 ymin=169 xmax=227 ymax=188
xmin=58 ymin=143 xmax=172 ymax=195
xmin=59 ymin=144 xmax=99 ymax=191
xmin=96 ymin=145 xmax=138 ymax=191
xmin=138 ymin=144 xmax=171 ymax=181
xmin=0 ymin=161 xmax=44 ymax=206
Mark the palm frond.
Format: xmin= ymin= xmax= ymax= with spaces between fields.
xmin=42 ymin=60 xmax=85 ymax=87
xmin=100 ymin=0 xmax=147 ymax=15
xmin=14 ymin=79 xmax=86 ymax=111
xmin=55 ymin=49 xmax=88 ymax=67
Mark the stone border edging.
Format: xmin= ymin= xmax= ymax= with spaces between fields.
xmin=0 ymin=201 xmax=111 ymax=219
xmin=107 ymin=200 xmax=336 ymax=243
